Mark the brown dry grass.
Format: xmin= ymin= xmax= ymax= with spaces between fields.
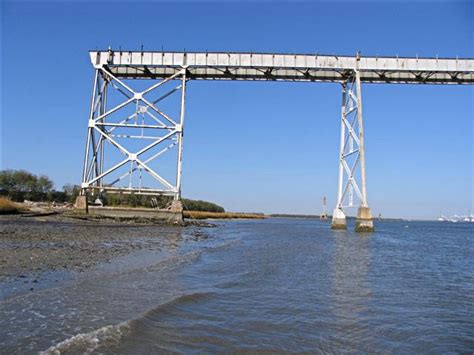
xmin=183 ymin=210 xmax=266 ymax=220
xmin=0 ymin=197 xmax=23 ymax=214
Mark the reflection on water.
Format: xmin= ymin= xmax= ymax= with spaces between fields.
xmin=332 ymin=233 xmax=372 ymax=348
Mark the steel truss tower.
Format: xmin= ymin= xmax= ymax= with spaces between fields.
xmin=81 ymin=62 xmax=187 ymax=204
xmin=331 ymin=69 xmax=373 ymax=231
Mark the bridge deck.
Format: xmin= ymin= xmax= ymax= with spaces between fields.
xmin=90 ymin=50 xmax=474 ymax=84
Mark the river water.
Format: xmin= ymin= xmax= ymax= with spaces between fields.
xmin=1 ymin=218 xmax=473 ymax=353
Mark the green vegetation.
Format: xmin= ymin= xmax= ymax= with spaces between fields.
xmin=0 ymin=170 xmax=80 ymax=203
xmin=182 ymin=199 xmax=224 ymax=213
xmin=102 ymin=193 xmax=170 ymax=208
xmin=102 ymin=193 xmax=225 ymax=213
xmin=0 ymin=169 xmax=226 ymax=213
xmin=62 ymin=184 xmax=81 ymax=203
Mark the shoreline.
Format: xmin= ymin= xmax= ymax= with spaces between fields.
xmin=0 ymin=214 xmax=212 ymax=299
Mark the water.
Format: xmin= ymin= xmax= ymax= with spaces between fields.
xmin=1 ymin=219 xmax=473 ymax=353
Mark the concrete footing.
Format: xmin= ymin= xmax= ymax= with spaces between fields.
xmin=74 ymin=195 xmax=88 ymax=212
xmin=355 ymin=206 xmax=374 ymax=232
xmin=170 ymin=200 xmax=184 ymax=213
xmin=331 ymin=208 xmax=347 ymax=230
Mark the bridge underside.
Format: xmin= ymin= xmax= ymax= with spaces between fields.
xmin=80 ymin=50 xmax=474 ymax=231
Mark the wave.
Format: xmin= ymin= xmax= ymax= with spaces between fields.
xmin=40 ymin=322 xmax=131 ymax=355
xmin=40 ymin=291 xmax=215 ymax=354
xmin=140 ymin=291 xmax=215 ymax=318
xmin=38 ymin=239 xmax=241 ymax=353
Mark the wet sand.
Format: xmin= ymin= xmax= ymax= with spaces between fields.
xmin=0 ymin=214 xmax=210 ymax=298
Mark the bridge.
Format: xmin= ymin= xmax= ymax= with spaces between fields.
xmin=79 ymin=49 xmax=474 ymax=231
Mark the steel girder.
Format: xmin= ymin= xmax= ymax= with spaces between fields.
xmin=90 ymin=50 xmax=474 ymax=84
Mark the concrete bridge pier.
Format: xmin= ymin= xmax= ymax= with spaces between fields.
xmin=331 ymin=208 xmax=347 ymax=230
xmin=355 ymin=206 xmax=374 ymax=232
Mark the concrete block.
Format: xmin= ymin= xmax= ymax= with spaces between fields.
xmin=355 ymin=206 xmax=374 ymax=232
xmin=331 ymin=208 xmax=347 ymax=230
xmin=74 ymin=195 xmax=88 ymax=212
xmin=170 ymin=200 xmax=184 ymax=213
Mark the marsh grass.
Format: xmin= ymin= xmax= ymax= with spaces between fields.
xmin=0 ymin=197 xmax=23 ymax=214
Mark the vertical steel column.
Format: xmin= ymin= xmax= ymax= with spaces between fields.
xmin=98 ymin=79 xmax=108 ymax=190
xmin=355 ymin=70 xmax=368 ymax=207
xmin=353 ymin=69 xmax=374 ymax=232
xmin=331 ymin=82 xmax=348 ymax=230
xmin=89 ymin=74 xmax=106 ymax=194
xmin=175 ymin=69 xmax=187 ymax=201
xmin=336 ymin=83 xmax=347 ymax=208
xmin=81 ymin=69 xmax=99 ymax=192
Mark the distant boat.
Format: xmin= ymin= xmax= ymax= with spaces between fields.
xmin=438 ymin=214 xmax=474 ymax=223
xmin=465 ymin=211 xmax=474 ymax=223
xmin=463 ymin=215 xmax=474 ymax=223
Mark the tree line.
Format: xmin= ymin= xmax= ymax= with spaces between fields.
xmin=0 ymin=169 xmax=225 ymax=212
xmin=0 ymin=170 xmax=80 ymax=203
xmin=103 ymin=194 xmax=225 ymax=212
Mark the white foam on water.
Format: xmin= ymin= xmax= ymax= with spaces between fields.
xmin=40 ymin=321 xmax=131 ymax=355
xmin=37 ymin=238 xmax=242 ymax=354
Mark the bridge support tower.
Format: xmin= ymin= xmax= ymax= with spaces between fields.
xmin=331 ymin=68 xmax=374 ymax=232
xmin=79 ymin=53 xmax=188 ymax=212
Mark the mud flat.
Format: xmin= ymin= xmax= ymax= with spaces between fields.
xmin=0 ymin=214 xmax=211 ymax=299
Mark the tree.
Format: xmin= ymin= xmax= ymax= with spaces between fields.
xmin=37 ymin=176 xmax=54 ymax=193
xmin=182 ymin=199 xmax=225 ymax=212
xmin=63 ymin=184 xmax=81 ymax=203
xmin=0 ymin=170 xmax=56 ymax=201
xmin=0 ymin=170 xmax=40 ymax=200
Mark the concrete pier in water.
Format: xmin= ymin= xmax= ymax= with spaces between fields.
xmin=331 ymin=208 xmax=347 ymax=230
xmin=331 ymin=207 xmax=374 ymax=232
xmin=355 ymin=207 xmax=374 ymax=232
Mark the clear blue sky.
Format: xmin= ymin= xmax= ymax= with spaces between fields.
xmin=1 ymin=1 xmax=473 ymax=219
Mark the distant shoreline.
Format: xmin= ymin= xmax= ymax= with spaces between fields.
xmin=268 ymin=214 xmax=405 ymax=221
xmin=184 ymin=210 xmax=265 ymax=220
